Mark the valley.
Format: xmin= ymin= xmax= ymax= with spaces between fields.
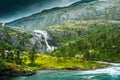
xmin=0 ymin=0 xmax=120 ymax=79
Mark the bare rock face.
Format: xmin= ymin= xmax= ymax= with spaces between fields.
xmin=0 ymin=26 xmax=57 ymax=53
xmin=6 ymin=0 xmax=120 ymax=29
xmin=30 ymin=30 xmax=57 ymax=53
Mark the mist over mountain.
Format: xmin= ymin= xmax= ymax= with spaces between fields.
xmin=6 ymin=0 xmax=120 ymax=30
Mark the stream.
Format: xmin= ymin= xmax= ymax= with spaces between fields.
xmin=1 ymin=63 xmax=120 ymax=80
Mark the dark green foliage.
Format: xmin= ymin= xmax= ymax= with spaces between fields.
xmin=29 ymin=50 xmax=35 ymax=65
xmin=49 ymin=21 xmax=120 ymax=62
xmin=0 ymin=26 xmax=35 ymax=67
xmin=0 ymin=59 xmax=8 ymax=69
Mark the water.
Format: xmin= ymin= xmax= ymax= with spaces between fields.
xmin=33 ymin=30 xmax=56 ymax=52
xmin=1 ymin=63 xmax=120 ymax=80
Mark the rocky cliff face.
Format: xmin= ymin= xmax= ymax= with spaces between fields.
xmin=0 ymin=26 xmax=57 ymax=53
xmin=31 ymin=30 xmax=57 ymax=53
xmin=0 ymin=26 xmax=31 ymax=51
xmin=6 ymin=0 xmax=120 ymax=30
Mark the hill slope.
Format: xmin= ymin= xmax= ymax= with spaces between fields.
xmin=49 ymin=20 xmax=120 ymax=62
xmin=0 ymin=26 xmax=56 ymax=53
xmin=6 ymin=0 xmax=120 ymax=29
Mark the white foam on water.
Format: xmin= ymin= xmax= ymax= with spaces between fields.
xmin=76 ymin=63 xmax=120 ymax=76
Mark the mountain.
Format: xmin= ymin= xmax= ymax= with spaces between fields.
xmin=49 ymin=20 xmax=120 ymax=62
xmin=6 ymin=0 xmax=120 ymax=30
xmin=0 ymin=25 xmax=57 ymax=53
xmin=1 ymin=0 xmax=120 ymax=77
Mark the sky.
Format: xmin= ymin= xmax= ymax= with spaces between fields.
xmin=0 ymin=0 xmax=81 ymax=23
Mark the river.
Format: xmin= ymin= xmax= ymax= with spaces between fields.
xmin=1 ymin=63 xmax=120 ymax=80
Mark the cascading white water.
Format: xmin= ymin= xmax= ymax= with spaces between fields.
xmin=33 ymin=30 xmax=56 ymax=52
xmin=2 ymin=23 xmax=5 ymax=26
xmin=45 ymin=39 xmax=52 ymax=51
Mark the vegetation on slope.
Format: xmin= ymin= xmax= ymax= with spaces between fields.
xmin=0 ymin=25 xmax=108 ymax=77
xmin=0 ymin=26 xmax=32 ymax=51
xmin=49 ymin=20 xmax=120 ymax=62
xmin=0 ymin=26 xmax=35 ymax=76
xmin=1 ymin=0 xmax=120 ymax=77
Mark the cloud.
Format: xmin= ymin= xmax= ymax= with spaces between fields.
xmin=0 ymin=0 xmax=81 ymax=23
xmin=98 ymin=0 xmax=107 ymax=1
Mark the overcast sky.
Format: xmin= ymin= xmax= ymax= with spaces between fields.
xmin=0 ymin=0 xmax=81 ymax=23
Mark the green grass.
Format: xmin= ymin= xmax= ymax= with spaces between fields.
xmin=23 ymin=54 xmax=108 ymax=71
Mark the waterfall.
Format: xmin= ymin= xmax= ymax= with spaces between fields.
xmin=2 ymin=23 xmax=5 ymax=26
xmin=33 ymin=30 xmax=56 ymax=52
xmin=45 ymin=39 xmax=52 ymax=51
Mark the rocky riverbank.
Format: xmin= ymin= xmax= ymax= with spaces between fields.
xmin=0 ymin=61 xmax=110 ymax=77
xmin=0 ymin=63 xmax=36 ymax=77
xmin=0 ymin=68 xmax=35 ymax=77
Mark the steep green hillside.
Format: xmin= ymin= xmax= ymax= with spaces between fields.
xmin=49 ymin=20 xmax=120 ymax=62
xmin=0 ymin=26 xmax=32 ymax=51
xmin=0 ymin=26 xmax=36 ymax=76
xmin=0 ymin=26 xmax=108 ymax=76
xmin=6 ymin=0 xmax=120 ymax=29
